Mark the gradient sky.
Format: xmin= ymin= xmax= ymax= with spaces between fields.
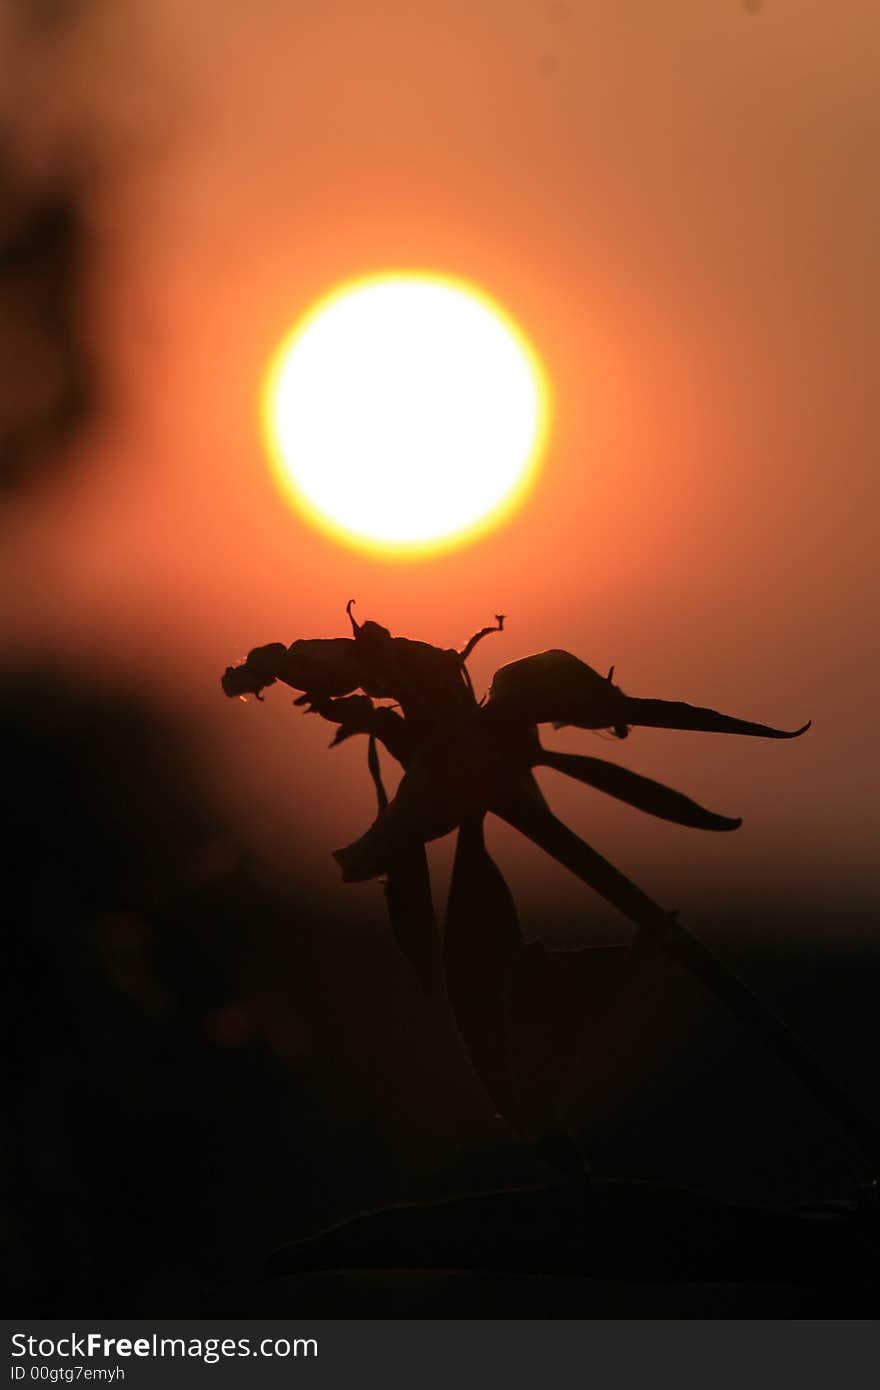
xmin=1 ymin=0 xmax=877 ymax=939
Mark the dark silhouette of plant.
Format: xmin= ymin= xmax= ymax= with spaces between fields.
xmin=222 ymin=607 xmax=878 ymax=1177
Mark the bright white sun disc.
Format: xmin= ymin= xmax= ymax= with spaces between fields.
xmin=264 ymin=274 xmax=549 ymax=554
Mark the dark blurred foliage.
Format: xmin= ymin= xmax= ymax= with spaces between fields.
xmin=1 ymin=671 xmax=282 ymax=1310
xmin=0 ymin=669 xmax=478 ymax=1314
xmin=0 ymin=155 xmax=93 ymax=490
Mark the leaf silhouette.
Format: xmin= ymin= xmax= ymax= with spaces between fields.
xmin=492 ymin=773 xmax=669 ymax=930
xmin=444 ymin=817 xmax=522 ymax=1123
xmin=383 ymin=843 xmax=437 ymax=994
xmin=536 ymin=748 xmax=741 ymax=830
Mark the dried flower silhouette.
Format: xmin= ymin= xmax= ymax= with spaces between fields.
xmin=222 ymin=604 xmax=806 ymax=915
xmin=221 ymin=608 xmax=876 ymax=1173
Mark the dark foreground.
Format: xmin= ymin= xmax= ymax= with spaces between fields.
xmin=234 ymin=1177 xmax=879 ymax=1317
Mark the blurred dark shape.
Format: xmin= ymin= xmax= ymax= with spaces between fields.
xmin=743 ymin=0 xmax=764 ymax=14
xmin=0 ymin=159 xmax=93 ymax=490
xmin=0 ymin=668 xmax=391 ymax=1314
xmin=11 ymin=0 xmax=98 ymax=40
xmin=0 ymin=670 xmax=212 ymax=905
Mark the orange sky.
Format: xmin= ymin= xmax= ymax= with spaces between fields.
xmin=1 ymin=0 xmax=877 ymax=939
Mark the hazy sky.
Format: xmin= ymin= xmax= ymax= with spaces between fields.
xmin=2 ymin=0 xmax=877 ymax=938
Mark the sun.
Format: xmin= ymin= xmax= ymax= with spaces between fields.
xmin=263 ymin=273 xmax=550 ymax=556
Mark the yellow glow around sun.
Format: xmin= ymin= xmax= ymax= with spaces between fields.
xmin=263 ymin=273 xmax=550 ymax=556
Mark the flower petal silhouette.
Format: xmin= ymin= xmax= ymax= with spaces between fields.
xmin=491 ymin=773 xmax=669 ymax=930
xmin=445 ymin=817 xmax=522 ymax=1120
xmin=488 ymin=648 xmax=809 ymax=740
xmin=333 ymin=754 xmax=459 ymax=882
xmin=621 ymin=698 xmax=811 ymax=739
xmin=383 ymin=841 xmax=437 ymax=994
xmin=535 ymin=748 xmax=742 ymax=831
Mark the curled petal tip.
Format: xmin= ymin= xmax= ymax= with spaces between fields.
xmin=622 ymin=698 xmax=813 ymax=740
